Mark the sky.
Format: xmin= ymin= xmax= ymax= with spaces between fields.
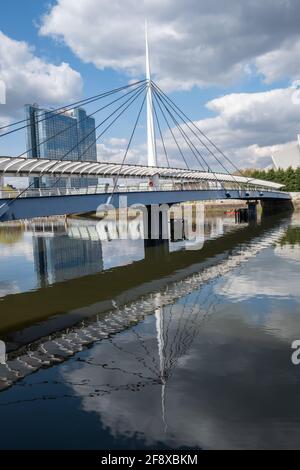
xmin=1 ymin=0 xmax=300 ymax=172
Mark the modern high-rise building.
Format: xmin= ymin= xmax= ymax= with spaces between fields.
xmin=25 ymin=104 xmax=97 ymax=188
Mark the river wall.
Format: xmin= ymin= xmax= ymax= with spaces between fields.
xmin=290 ymin=193 xmax=300 ymax=211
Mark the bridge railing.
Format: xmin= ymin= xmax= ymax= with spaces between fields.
xmin=0 ymin=181 xmax=287 ymax=199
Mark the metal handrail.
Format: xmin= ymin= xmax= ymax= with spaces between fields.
xmin=0 ymin=183 xmax=289 ymax=199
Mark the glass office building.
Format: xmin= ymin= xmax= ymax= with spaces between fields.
xmin=25 ymin=104 xmax=97 ymax=188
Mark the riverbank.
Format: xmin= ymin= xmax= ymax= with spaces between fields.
xmin=75 ymin=200 xmax=247 ymax=220
xmin=204 ymin=200 xmax=246 ymax=215
xmin=290 ymin=192 xmax=300 ymax=211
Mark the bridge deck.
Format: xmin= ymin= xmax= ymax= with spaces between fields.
xmin=0 ymin=187 xmax=291 ymax=222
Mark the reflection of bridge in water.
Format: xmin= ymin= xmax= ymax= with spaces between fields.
xmin=7 ymin=210 xmax=241 ymax=287
xmin=0 ymin=214 xmax=287 ymax=340
xmin=0 ymin=216 xmax=289 ymax=392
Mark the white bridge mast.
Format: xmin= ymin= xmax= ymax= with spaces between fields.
xmin=145 ymin=20 xmax=157 ymax=169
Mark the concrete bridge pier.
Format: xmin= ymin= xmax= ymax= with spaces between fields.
xmin=144 ymin=211 xmax=169 ymax=260
xmin=144 ymin=203 xmax=187 ymax=248
xmin=170 ymin=217 xmax=186 ymax=242
xmin=235 ymin=201 xmax=258 ymax=223
xmin=144 ymin=204 xmax=169 ymax=250
xmin=247 ymin=201 xmax=258 ymax=222
xmin=261 ymin=198 xmax=294 ymax=216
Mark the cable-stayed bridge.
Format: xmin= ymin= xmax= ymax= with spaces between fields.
xmin=0 ymin=30 xmax=291 ymax=223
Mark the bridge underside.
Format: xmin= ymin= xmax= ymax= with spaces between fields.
xmin=0 ymin=189 xmax=292 ymax=222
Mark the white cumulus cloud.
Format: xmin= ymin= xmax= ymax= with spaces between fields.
xmin=40 ymin=0 xmax=300 ymax=90
xmin=97 ymin=86 xmax=300 ymax=170
xmin=0 ymin=30 xmax=83 ymax=126
xmin=191 ymin=86 xmax=300 ymax=168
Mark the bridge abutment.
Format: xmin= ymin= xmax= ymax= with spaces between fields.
xmin=235 ymin=201 xmax=258 ymax=223
xmin=261 ymin=199 xmax=294 ymax=216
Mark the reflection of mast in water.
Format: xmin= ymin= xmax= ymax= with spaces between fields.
xmin=152 ymin=281 xmax=218 ymax=433
xmin=154 ymin=294 xmax=167 ymax=431
xmin=0 ymin=341 xmax=6 ymax=365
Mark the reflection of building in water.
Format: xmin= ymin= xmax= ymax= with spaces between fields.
xmin=33 ymin=233 xmax=103 ymax=285
xmin=31 ymin=220 xmax=146 ymax=285
xmin=68 ymin=222 xmax=145 ymax=270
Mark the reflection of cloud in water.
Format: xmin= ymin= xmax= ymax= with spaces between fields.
xmin=61 ymin=297 xmax=211 ymax=448
xmin=0 ymin=234 xmax=33 ymax=261
xmin=289 ymin=213 xmax=300 ymax=227
xmin=275 ymin=244 xmax=300 ymax=263
xmin=0 ymin=280 xmax=20 ymax=297
xmin=101 ymin=239 xmax=144 ymax=270
xmin=217 ymin=242 xmax=300 ymax=343
xmin=218 ymin=246 xmax=300 ymax=301
xmin=60 ymin=229 xmax=299 ymax=450
xmin=261 ymin=308 xmax=300 ymax=342
xmin=0 ymin=233 xmax=35 ymax=296
xmin=61 ymin=302 xmax=300 ymax=450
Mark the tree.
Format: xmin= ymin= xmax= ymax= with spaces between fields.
xmin=243 ymin=167 xmax=300 ymax=191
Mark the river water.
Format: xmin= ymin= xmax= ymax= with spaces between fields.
xmin=0 ymin=210 xmax=300 ymax=450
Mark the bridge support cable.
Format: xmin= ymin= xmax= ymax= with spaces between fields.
xmin=67 ymin=83 xmax=148 ymax=166
xmin=152 ymin=81 xmax=246 ymax=180
xmin=152 ymin=98 xmax=170 ymax=169
xmin=152 ymin=98 xmax=179 ymax=189
xmin=153 ymin=83 xmax=232 ymax=173
xmin=32 ymin=83 xmax=149 ymax=194
xmin=152 ymin=95 xmax=194 ymax=192
xmin=107 ymin=91 xmax=148 ymax=203
xmin=153 ymin=87 xmax=210 ymax=173
xmin=15 ymin=82 xmax=148 ymax=160
xmin=152 ymin=85 xmax=228 ymax=191
xmin=152 ymin=82 xmax=243 ymax=191
xmin=154 ymin=83 xmax=262 ymax=188
xmin=4 ymin=83 xmax=148 ymax=205
xmin=0 ymin=80 xmax=147 ymax=137
xmin=151 ymin=91 xmax=190 ymax=171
